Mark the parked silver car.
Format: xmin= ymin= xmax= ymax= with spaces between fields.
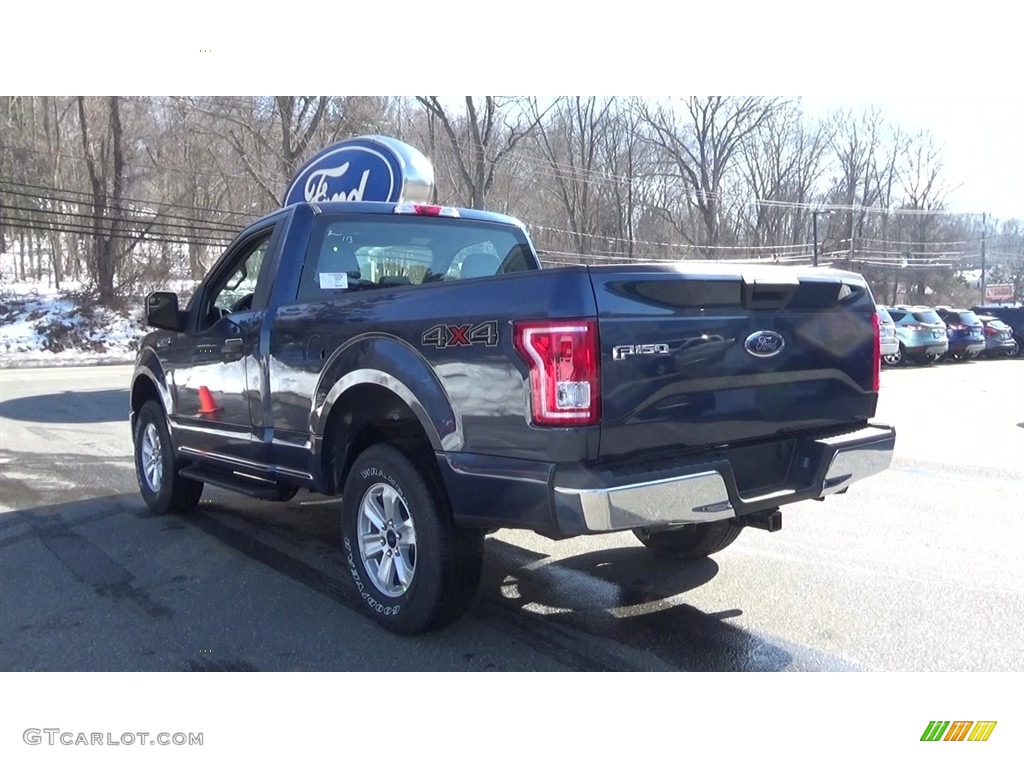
xmin=977 ymin=314 xmax=1019 ymax=357
xmin=877 ymin=306 xmax=900 ymax=362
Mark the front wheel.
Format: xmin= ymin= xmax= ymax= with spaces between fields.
xmin=133 ymin=400 xmax=203 ymax=515
xmin=340 ymin=444 xmax=483 ymax=635
xmin=633 ymin=519 xmax=742 ymax=559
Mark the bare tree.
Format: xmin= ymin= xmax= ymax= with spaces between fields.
xmin=534 ymin=97 xmax=616 ymax=254
xmin=898 ymin=130 xmax=951 ymax=301
xmin=415 ymin=97 xmax=549 ymax=209
xmin=741 ymin=102 xmax=830 ymax=248
xmin=77 ymin=96 xmax=128 ymax=302
xmin=640 ymin=97 xmax=782 ymax=251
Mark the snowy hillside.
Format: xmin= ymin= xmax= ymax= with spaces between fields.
xmin=0 ymin=248 xmax=195 ymax=368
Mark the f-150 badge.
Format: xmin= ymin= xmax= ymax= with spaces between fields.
xmin=612 ymin=343 xmax=670 ymax=360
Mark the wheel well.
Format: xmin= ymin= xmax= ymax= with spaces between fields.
xmin=131 ymin=376 xmax=161 ymax=422
xmin=321 ymin=384 xmax=435 ymax=495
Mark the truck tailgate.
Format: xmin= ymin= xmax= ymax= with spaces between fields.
xmin=590 ymin=263 xmax=879 ymax=462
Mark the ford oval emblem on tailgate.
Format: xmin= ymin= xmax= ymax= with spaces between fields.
xmin=744 ymin=330 xmax=785 ymax=358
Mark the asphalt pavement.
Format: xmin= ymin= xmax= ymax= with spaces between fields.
xmin=1 ymin=359 xmax=1022 ymax=671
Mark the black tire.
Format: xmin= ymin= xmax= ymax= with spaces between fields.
xmin=133 ymin=400 xmax=203 ymax=515
xmin=633 ymin=519 xmax=742 ymax=559
xmin=340 ymin=444 xmax=483 ymax=635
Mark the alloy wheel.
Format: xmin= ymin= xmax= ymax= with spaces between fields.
xmin=357 ymin=482 xmax=418 ymax=598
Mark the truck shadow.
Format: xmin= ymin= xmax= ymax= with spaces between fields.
xmin=0 ymin=388 xmax=127 ymax=423
xmin=477 ymin=539 xmax=813 ymax=671
xmin=1 ymin=490 xmax=843 ymax=671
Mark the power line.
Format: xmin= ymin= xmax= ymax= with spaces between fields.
xmin=532 ymin=222 xmax=824 ymax=252
xmin=0 ymin=201 xmax=240 ymax=240
xmin=0 ymin=217 xmax=231 ymax=250
xmin=0 ymin=179 xmax=258 ymax=220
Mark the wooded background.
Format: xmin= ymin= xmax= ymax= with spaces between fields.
xmin=1 ymin=96 xmax=1021 ymax=307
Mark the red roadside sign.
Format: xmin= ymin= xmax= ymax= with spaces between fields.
xmin=985 ymin=284 xmax=1014 ymax=302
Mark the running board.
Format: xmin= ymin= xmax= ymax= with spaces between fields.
xmin=179 ymin=465 xmax=296 ymax=501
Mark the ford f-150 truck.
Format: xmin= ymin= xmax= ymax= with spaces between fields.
xmin=130 ymin=137 xmax=895 ymax=634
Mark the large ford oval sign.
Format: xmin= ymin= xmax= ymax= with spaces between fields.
xmin=283 ymin=135 xmax=435 ymax=207
xmin=744 ymin=330 xmax=785 ymax=358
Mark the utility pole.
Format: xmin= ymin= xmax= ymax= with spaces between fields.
xmin=812 ymin=209 xmax=832 ymax=267
xmin=812 ymin=209 xmax=820 ymax=267
xmin=980 ymin=212 xmax=987 ymax=304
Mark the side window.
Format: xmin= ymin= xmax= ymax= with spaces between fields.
xmin=888 ymin=310 xmax=906 ymax=322
xmin=201 ymin=232 xmax=273 ymax=328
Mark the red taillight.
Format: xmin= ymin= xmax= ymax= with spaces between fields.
xmin=984 ymin=325 xmax=999 ymax=336
xmin=514 ymin=319 xmax=600 ymax=426
xmin=872 ymin=311 xmax=880 ymax=392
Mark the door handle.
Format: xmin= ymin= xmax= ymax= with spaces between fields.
xmin=222 ymin=338 xmax=244 ymax=359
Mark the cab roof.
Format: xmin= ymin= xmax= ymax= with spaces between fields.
xmin=299 ymin=200 xmax=527 ymax=229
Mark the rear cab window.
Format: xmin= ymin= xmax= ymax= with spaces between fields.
xmin=296 ymin=214 xmax=537 ymax=303
xmin=912 ymin=310 xmax=942 ymax=324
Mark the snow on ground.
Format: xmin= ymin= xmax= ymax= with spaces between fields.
xmin=0 ymin=248 xmax=197 ymax=368
xmin=0 ymin=284 xmax=147 ymax=367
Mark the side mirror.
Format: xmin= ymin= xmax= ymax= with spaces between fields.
xmin=146 ymin=291 xmax=181 ymax=331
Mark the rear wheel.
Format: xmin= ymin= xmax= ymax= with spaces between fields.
xmin=882 ymin=343 xmax=903 ymax=367
xmin=340 ymin=444 xmax=483 ymax=635
xmin=633 ymin=519 xmax=742 ymax=559
xmin=133 ymin=401 xmax=203 ymax=515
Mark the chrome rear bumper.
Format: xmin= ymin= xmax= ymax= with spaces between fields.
xmin=553 ymin=424 xmax=895 ymax=533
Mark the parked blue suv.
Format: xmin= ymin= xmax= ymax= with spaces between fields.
xmin=935 ymin=307 xmax=985 ymax=361
xmin=883 ymin=306 xmax=948 ymax=366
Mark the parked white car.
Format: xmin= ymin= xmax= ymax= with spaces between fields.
xmin=877 ymin=306 xmax=900 ymax=362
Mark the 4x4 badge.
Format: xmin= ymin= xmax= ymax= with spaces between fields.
xmin=422 ymin=321 xmax=499 ymax=349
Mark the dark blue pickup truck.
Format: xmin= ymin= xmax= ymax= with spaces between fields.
xmin=130 ymin=139 xmax=895 ymax=634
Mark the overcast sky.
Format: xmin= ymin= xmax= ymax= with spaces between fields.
xmin=5 ymin=4 xmax=1020 ymax=221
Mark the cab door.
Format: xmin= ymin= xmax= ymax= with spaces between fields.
xmin=168 ymin=224 xmax=279 ymax=467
